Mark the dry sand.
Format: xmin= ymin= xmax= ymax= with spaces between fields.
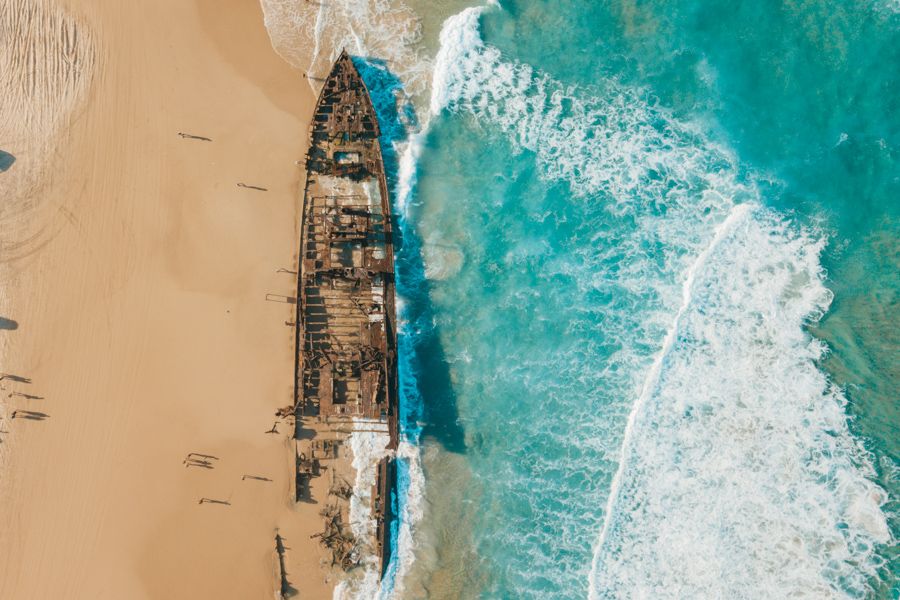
xmin=0 ymin=0 xmax=337 ymax=597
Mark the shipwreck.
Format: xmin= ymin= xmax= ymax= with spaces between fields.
xmin=294 ymin=50 xmax=398 ymax=580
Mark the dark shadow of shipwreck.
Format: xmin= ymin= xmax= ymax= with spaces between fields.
xmin=354 ymin=57 xmax=466 ymax=455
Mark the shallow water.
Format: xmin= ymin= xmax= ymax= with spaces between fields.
xmin=260 ymin=0 xmax=899 ymax=597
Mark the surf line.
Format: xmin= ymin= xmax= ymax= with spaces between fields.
xmin=307 ymin=0 xmax=327 ymax=92
xmin=587 ymin=202 xmax=752 ymax=596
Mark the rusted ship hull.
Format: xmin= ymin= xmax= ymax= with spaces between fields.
xmin=295 ymin=51 xmax=398 ymax=580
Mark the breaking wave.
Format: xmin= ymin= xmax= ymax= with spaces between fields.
xmin=335 ymin=426 xmax=393 ymax=600
xmin=589 ymin=202 xmax=891 ymax=599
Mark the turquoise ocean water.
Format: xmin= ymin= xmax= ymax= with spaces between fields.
xmin=263 ymin=0 xmax=899 ymax=597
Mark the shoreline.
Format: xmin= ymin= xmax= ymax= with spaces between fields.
xmin=0 ymin=0 xmax=334 ymax=597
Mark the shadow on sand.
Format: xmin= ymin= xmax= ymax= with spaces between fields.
xmin=275 ymin=532 xmax=300 ymax=598
xmin=0 ymin=151 xmax=14 ymax=173
xmin=354 ymin=57 xmax=467 ymax=455
xmin=0 ymin=317 xmax=18 ymax=330
xmin=11 ymin=410 xmax=50 ymax=421
xmin=0 ymin=373 xmax=31 ymax=384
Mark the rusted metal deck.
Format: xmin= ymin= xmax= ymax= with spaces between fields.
xmin=294 ymin=50 xmax=398 ymax=579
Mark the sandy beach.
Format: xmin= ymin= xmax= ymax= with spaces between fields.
xmin=0 ymin=0 xmax=334 ymax=597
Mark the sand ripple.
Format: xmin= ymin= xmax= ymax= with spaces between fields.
xmin=0 ymin=0 xmax=96 ymax=258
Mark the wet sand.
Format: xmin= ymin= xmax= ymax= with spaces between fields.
xmin=0 ymin=0 xmax=334 ymax=597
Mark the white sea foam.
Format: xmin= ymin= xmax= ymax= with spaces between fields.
xmin=331 ymin=436 xmax=426 ymax=600
xmin=430 ymin=7 xmax=892 ymax=599
xmin=431 ymin=6 xmax=491 ymax=117
xmin=387 ymin=440 xmax=427 ymax=597
xmin=591 ymin=201 xmax=753 ymax=565
xmin=589 ymin=205 xmax=891 ymax=599
xmin=334 ymin=423 xmax=392 ymax=600
xmin=259 ymin=0 xmax=432 ymax=104
xmin=394 ymin=129 xmax=426 ymax=217
xmin=878 ymin=0 xmax=900 ymax=14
